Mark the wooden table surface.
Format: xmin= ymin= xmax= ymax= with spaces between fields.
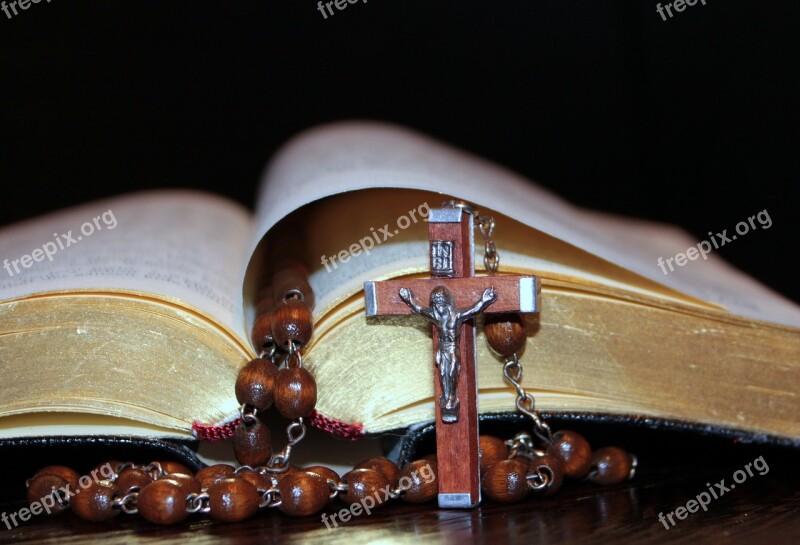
xmin=3 ymin=442 xmax=798 ymax=545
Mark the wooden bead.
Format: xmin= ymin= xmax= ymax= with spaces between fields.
xmin=196 ymin=464 xmax=236 ymax=490
xmin=304 ymin=465 xmax=340 ymax=485
xmin=235 ymin=469 xmax=271 ymax=491
xmin=117 ymin=468 xmax=152 ymax=492
xmin=277 ymin=472 xmax=330 ymax=516
xmin=481 ymin=459 xmax=530 ymax=503
xmin=251 ymin=312 xmax=275 ymax=351
xmin=342 ymin=469 xmax=390 ymax=507
xmin=588 ymin=447 xmax=633 ymax=485
xmin=546 ymin=430 xmax=593 ymax=478
xmin=33 ymin=465 xmax=80 ymax=489
xmin=271 ymin=299 xmax=314 ymax=349
xmin=399 ymin=460 xmax=438 ymax=503
xmin=158 ymin=461 xmax=193 ymax=476
xmin=208 ymin=478 xmax=260 ymax=522
xmin=527 ymin=454 xmax=564 ymax=496
xmin=355 ymin=457 xmax=400 ymax=486
xmin=92 ymin=461 xmax=122 ymax=479
xmin=27 ymin=474 xmax=69 ymax=514
xmin=274 ymin=367 xmax=317 ymax=419
xmin=235 ymin=358 xmax=279 ymax=410
xmin=160 ymin=473 xmax=201 ymax=495
xmin=484 ymin=313 xmax=527 ymax=356
xmin=272 ymin=263 xmax=315 ymax=309
xmin=71 ymin=482 xmax=119 ymax=522
xmin=233 ymin=420 xmax=272 ymax=467
xmin=138 ymin=479 xmax=188 ymax=525
xmin=479 ymin=435 xmax=509 ymax=473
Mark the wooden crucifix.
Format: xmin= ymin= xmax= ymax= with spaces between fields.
xmin=364 ymin=203 xmax=540 ymax=508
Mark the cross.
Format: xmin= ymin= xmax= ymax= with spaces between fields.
xmin=364 ymin=203 xmax=540 ymax=508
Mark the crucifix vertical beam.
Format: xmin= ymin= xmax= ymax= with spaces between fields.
xmin=427 ymin=206 xmax=481 ymax=508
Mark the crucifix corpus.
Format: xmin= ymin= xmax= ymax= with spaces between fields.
xmin=364 ymin=202 xmax=540 ymax=508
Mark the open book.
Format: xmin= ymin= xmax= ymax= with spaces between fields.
xmin=1 ymin=121 xmax=798 ymax=448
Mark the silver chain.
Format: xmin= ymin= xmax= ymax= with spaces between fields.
xmin=503 ymin=355 xmax=553 ymax=446
xmin=477 ymin=215 xmax=499 ymax=275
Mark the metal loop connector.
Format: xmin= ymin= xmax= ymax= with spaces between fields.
xmin=186 ymin=492 xmax=210 ymax=514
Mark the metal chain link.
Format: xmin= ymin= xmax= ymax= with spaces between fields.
xmin=265 ymin=417 xmax=306 ymax=472
xmin=503 ymin=355 xmax=553 ymax=446
xmin=477 ymin=215 xmax=499 ymax=275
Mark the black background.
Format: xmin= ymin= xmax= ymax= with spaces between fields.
xmin=1 ymin=1 xmax=797 ymax=302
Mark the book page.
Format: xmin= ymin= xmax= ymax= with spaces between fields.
xmin=0 ymin=190 xmax=253 ymax=340
xmin=252 ymin=121 xmax=800 ymax=328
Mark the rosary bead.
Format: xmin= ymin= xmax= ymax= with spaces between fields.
xmin=271 ymin=299 xmax=314 ymax=349
xmin=588 ymin=447 xmax=633 ymax=485
xmin=251 ymin=312 xmax=275 ymax=352
xmin=399 ymin=460 xmax=438 ymax=503
xmin=274 ymin=367 xmax=317 ymax=419
xmin=479 ymin=435 xmax=509 ymax=473
xmin=27 ymin=474 xmax=69 ymax=514
xmin=158 ymin=461 xmax=193 ymax=476
xmin=341 ymin=469 xmax=390 ymax=507
xmin=137 ymin=479 xmax=188 ymax=525
xmin=71 ymin=482 xmax=119 ymax=522
xmin=233 ymin=419 xmax=272 ymax=467
xmin=304 ymin=465 xmax=340 ymax=486
xmin=235 ymin=357 xmax=279 ymax=410
xmin=484 ymin=313 xmax=527 ymax=356
xmin=208 ymin=478 xmax=260 ymax=522
xmin=355 ymin=457 xmax=400 ymax=486
xmin=117 ymin=468 xmax=152 ymax=493
xmin=160 ymin=473 xmax=201 ymax=495
xmin=527 ymin=454 xmax=564 ymax=496
xmin=272 ymin=262 xmax=315 ymax=309
xmin=33 ymin=465 xmax=80 ymax=490
xmin=235 ymin=469 xmax=271 ymax=491
xmin=277 ymin=472 xmax=330 ymax=516
xmin=196 ymin=464 xmax=236 ymax=490
xmin=481 ymin=459 xmax=530 ymax=503
xmin=547 ymin=430 xmax=593 ymax=478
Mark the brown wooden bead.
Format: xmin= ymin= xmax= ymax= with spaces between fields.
xmin=271 ymin=299 xmax=314 ymax=349
xmin=235 ymin=358 xmax=279 ymax=410
xmin=399 ymin=460 xmax=438 ymax=503
xmin=303 ymin=466 xmax=339 ymax=502
xmin=208 ymin=478 xmax=260 ymax=522
xmin=342 ymin=469 xmax=390 ymax=507
xmin=527 ymin=454 xmax=564 ymax=496
xmin=479 ymin=435 xmax=509 ymax=473
xmin=138 ymin=479 xmax=188 ymax=525
xmin=355 ymin=457 xmax=400 ymax=486
xmin=71 ymin=482 xmax=119 ymax=522
xmin=33 ymin=465 xmax=80 ymax=489
xmin=547 ymin=430 xmax=593 ymax=478
xmin=588 ymin=447 xmax=633 ymax=485
xmin=233 ymin=419 xmax=272 ymax=466
xmin=117 ymin=468 xmax=152 ymax=492
xmin=251 ymin=311 xmax=275 ymax=351
xmin=277 ymin=472 xmax=330 ymax=516
xmin=272 ymin=263 xmax=315 ymax=309
xmin=160 ymin=473 xmax=201 ymax=495
xmin=485 ymin=313 xmax=527 ymax=356
xmin=235 ymin=469 xmax=271 ymax=491
xmin=158 ymin=461 xmax=193 ymax=476
xmin=196 ymin=464 xmax=236 ymax=490
xmin=274 ymin=367 xmax=317 ymax=419
xmin=27 ymin=474 xmax=69 ymax=514
xmin=482 ymin=459 xmax=530 ymax=503
xmin=92 ymin=461 xmax=122 ymax=480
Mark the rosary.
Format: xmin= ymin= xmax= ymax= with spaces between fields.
xmin=25 ymin=202 xmax=636 ymax=524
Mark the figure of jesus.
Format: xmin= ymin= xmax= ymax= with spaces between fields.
xmin=399 ymin=285 xmax=497 ymax=423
